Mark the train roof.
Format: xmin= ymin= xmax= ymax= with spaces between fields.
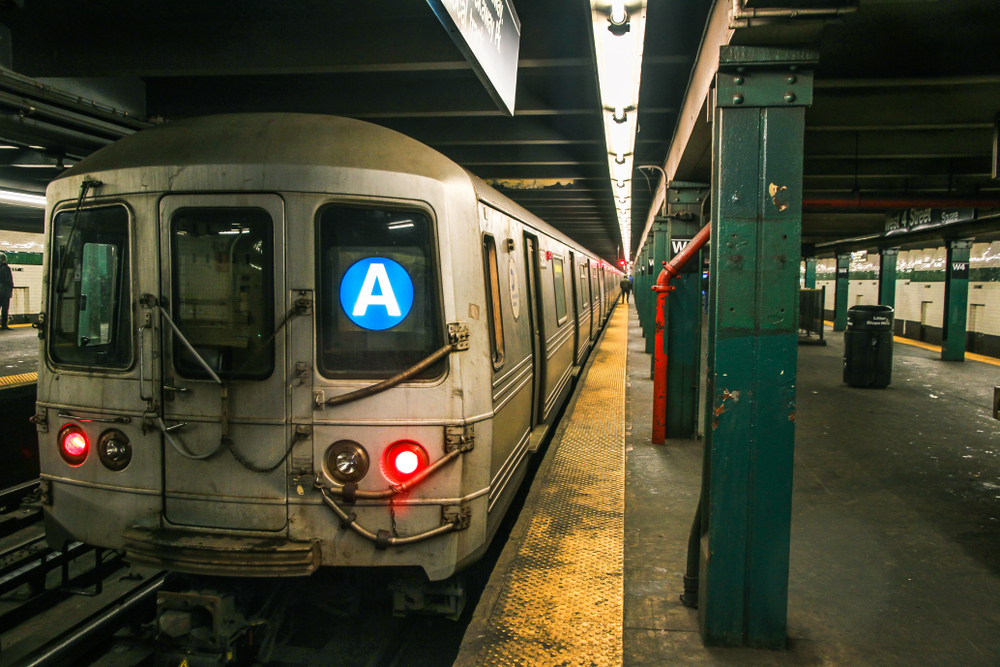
xmin=56 ymin=112 xmax=618 ymax=268
xmin=59 ymin=113 xmax=469 ymax=184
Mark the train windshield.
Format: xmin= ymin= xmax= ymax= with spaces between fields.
xmin=49 ymin=204 xmax=132 ymax=369
xmin=170 ymin=208 xmax=275 ymax=380
xmin=317 ymin=206 xmax=444 ymax=379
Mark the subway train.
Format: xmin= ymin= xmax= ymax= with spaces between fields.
xmin=36 ymin=113 xmax=622 ymax=586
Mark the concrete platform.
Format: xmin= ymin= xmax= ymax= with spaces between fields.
xmin=455 ymin=305 xmax=628 ymax=667
xmin=0 ymin=323 xmax=38 ymax=379
xmin=625 ymin=305 xmax=1000 ymax=666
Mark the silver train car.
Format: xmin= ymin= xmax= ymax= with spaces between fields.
xmin=36 ymin=113 xmax=621 ymax=583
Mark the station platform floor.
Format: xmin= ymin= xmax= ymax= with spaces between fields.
xmin=0 ymin=323 xmax=38 ymax=385
xmin=455 ymin=302 xmax=1000 ymax=667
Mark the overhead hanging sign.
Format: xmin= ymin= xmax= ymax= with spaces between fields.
xmin=884 ymin=208 xmax=976 ymax=235
xmin=427 ymin=0 xmax=521 ymax=116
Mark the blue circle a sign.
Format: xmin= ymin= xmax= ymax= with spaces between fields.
xmin=339 ymin=258 xmax=414 ymax=330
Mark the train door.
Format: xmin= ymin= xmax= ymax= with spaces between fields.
xmin=569 ymin=251 xmax=581 ymax=364
xmin=157 ymin=194 xmax=289 ymax=532
xmin=524 ymin=233 xmax=545 ymax=427
xmin=598 ymin=265 xmax=605 ymax=319
xmin=581 ymin=258 xmax=593 ymax=345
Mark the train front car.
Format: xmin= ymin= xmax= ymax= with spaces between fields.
xmin=37 ymin=114 xmax=499 ymax=583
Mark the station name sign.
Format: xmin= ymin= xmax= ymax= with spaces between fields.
xmin=427 ymin=0 xmax=521 ymax=116
xmin=884 ymin=208 xmax=976 ymax=235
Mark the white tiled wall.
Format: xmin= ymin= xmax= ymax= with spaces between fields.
xmin=0 ymin=231 xmax=45 ymax=316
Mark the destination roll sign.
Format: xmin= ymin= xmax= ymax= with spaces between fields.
xmin=427 ymin=0 xmax=521 ymax=116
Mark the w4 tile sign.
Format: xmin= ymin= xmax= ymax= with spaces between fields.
xmin=669 ymin=237 xmax=699 ymax=273
xmin=427 ymin=0 xmax=521 ymax=116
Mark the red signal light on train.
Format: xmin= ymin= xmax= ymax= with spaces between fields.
xmin=58 ymin=424 xmax=89 ymax=466
xmin=382 ymin=440 xmax=429 ymax=483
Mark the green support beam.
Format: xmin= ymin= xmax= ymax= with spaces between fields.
xmin=878 ymin=248 xmax=898 ymax=309
xmin=646 ymin=220 xmax=668 ymax=365
xmin=635 ymin=244 xmax=645 ymax=330
xmin=640 ymin=233 xmax=654 ymax=336
xmin=803 ymin=256 xmax=817 ymax=289
xmin=942 ymin=240 xmax=972 ymax=361
xmin=665 ymin=183 xmax=708 ymax=439
xmin=833 ymin=253 xmax=851 ymax=331
xmin=700 ymin=45 xmax=815 ymax=650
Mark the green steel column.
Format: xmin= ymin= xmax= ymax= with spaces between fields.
xmin=645 ymin=221 xmax=668 ymax=358
xmin=665 ymin=183 xmax=708 ymax=438
xmin=700 ymin=46 xmax=815 ymax=650
xmin=803 ymin=257 xmax=817 ymax=289
xmin=634 ymin=246 xmax=643 ymax=329
xmin=878 ymin=248 xmax=899 ymax=309
xmin=639 ymin=234 xmax=653 ymax=335
xmin=942 ymin=240 xmax=972 ymax=361
xmin=833 ymin=253 xmax=851 ymax=331
xmin=641 ymin=239 xmax=652 ymax=328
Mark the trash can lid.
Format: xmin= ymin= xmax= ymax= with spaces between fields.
xmin=847 ymin=304 xmax=894 ymax=314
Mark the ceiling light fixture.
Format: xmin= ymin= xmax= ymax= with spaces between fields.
xmin=0 ymin=189 xmax=46 ymax=208
xmin=591 ymin=0 xmax=646 ymax=263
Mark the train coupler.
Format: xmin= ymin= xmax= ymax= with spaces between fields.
xmin=389 ymin=574 xmax=467 ymax=621
xmin=154 ymin=590 xmax=250 ymax=667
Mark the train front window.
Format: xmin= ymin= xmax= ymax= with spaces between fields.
xmin=49 ymin=205 xmax=131 ymax=369
xmin=317 ymin=206 xmax=444 ymax=379
xmin=170 ymin=208 xmax=274 ymax=380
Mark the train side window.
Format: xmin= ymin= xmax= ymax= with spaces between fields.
xmin=483 ymin=235 xmax=505 ymax=369
xmin=552 ymin=257 xmax=567 ymax=324
xmin=170 ymin=207 xmax=275 ymax=380
xmin=49 ymin=204 xmax=132 ymax=369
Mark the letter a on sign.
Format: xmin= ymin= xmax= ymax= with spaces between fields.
xmin=353 ymin=263 xmax=401 ymax=317
xmin=340 ymin=257 xmax=415 ymax=331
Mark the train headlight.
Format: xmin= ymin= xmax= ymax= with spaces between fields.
xmin=324 ymin=440 xmax=370 ymax=483
xmin=58 ymin=424 xmax=89 ymax=467
xmin=382 ymin=440 xmax=429 ymax=484
xmin=97 ymin=429 xmax=132 ymax=472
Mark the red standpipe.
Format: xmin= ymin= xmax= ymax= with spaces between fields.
xmin=651 ymin=222 xmax=711 ymax=445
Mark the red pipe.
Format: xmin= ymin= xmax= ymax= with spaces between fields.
xmin=803 ymin=197 xmax=1000 ymax=211
xmin=651 ymin=222 xmax=711 ymax=445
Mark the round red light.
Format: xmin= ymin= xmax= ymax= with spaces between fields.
xmin=58 ymin=424 xmax=89 ymax=466
xmin=64 ymin=432 xmax=87 ymax=456
xmin=381 ymin=441 xmax=429 ymax=484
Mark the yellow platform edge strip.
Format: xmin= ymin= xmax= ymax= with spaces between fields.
xmin=0 ymin=371 xmax=38 ymax=387
xmin=822 ymin=321 xmax=1000 ymax=367
xmin=455 ymin=305 xmax=628 ymax=667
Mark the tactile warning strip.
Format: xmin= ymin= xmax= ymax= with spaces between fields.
xmin=457 ymin=305 xmax=627 ymax=667
xmin=0 ymin=372 xmax=37 ymax=388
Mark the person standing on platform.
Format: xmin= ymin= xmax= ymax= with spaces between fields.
xmin=0 ymin=253 xmax=12 ymax=330
xmin=619 ymin=275 xmax=632 ymax=304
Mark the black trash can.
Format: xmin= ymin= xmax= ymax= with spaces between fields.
xmin=843 ymin=304 xmax=894 ymax=388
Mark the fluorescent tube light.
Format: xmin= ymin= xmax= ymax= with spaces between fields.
xmin=591 ymin=1 xmax=646 ymax=262
xmin=0 ymin=189 xmax=46 ymax=208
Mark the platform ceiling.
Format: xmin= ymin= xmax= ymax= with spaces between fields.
xmin=0 ymin=1 xmax=997 ymax=262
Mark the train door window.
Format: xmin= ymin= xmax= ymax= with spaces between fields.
xmin=552 ymin=257 xmax=567 ymax=324
xmin=483 ymin=235 xmax=505 ymax=369
xmin=316 ymin=206 xmax=444 ymax=379
xmin=170 ymin=208 xmax=274 ymax=380
xmin=580 ymin=263 xmax=589 ymax=309
xmin=49 ymin=204 xmax=132 ymax=369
